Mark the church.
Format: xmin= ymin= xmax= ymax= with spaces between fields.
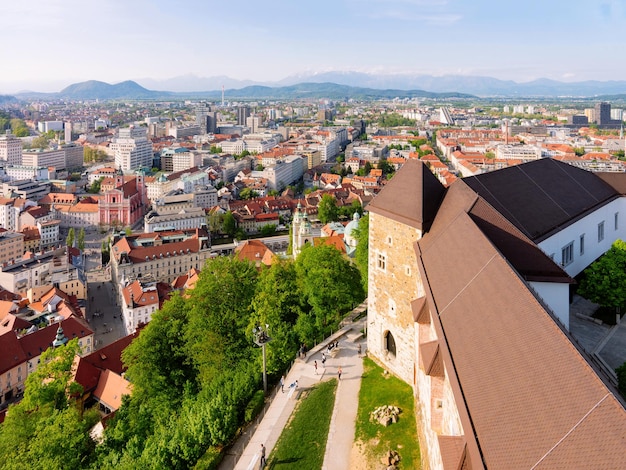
xmin=366 ymin=158 xmax=626 ymax=469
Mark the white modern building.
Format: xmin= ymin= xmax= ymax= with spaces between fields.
xmin=0 ymin=131 xmax=22 ymax=166
xmin=144 ymin=207 xmax=207 ymax=233
xmin=112 ymin=126 xmax=153 ymax=171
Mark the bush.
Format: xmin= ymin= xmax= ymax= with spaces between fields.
xmin=193 ymin=446 xmax=223 ymax=470
xmin=244 ymin=390 xmax=266 ymax=422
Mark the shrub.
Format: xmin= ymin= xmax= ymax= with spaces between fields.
xmin=245 ymin=390 xmax=266 ymax=422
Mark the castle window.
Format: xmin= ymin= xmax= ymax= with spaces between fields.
xmin=387 ymin=236 xmax=392 ymax=245
xmin=377 ymin=253 xmax=386 ymax=271
xmin=405 ymin=265 xmax=411 ymax=276
xmin=389 ymin=298 xmax=396 ymax=317
xmin=384 ymin=330 xmax=396 ymax=357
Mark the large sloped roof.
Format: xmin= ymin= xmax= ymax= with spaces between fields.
xmin=367 ymin=159 xmax=446 ymax=232
xmin=463 ymin=158 xmax=619 ymax=242
xmin=415 ymin=179 xmax=626 ymax=469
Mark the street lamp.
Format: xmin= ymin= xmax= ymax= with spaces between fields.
xmin=253 ymin=324 xmax=272 ymax=393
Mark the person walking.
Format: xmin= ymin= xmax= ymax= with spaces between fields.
xmin=338 ymin=366 xmax=342 ymax=380
xmin=280 ymin=375 xmax=285 ymax=393
xmin=314 ymin=360 xmax=318 ymax=375
xmin=357 ymin=343 xmax=362 ymax=357
xmin=321 ymin=352 xmax=326 ymax=368
xmin=260 ymin=443 xmax=267 ymax=468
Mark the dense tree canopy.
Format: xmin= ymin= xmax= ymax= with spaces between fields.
xmin=578 ymin=239 xmax=626 ymax=312
xmin=317 ymin=194 xmax=339 ymax=224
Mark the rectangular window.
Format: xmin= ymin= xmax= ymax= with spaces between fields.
xmin=580 ymin=234 xmax=585 ymax=255
xmin=561 ymin=242 xmax=574 ymax=267
xmin=377 ymin=253 xmax=386 ymax=271
xmin=615 ymin=212 xmax=619 ymax=231
xmin=598 ymin=222 xmax=605 ymax=242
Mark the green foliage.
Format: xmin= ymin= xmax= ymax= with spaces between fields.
xmin=353 ymin=214 xmax=369 ymax=293
xmin=0 ymin=339 xmax=100 ymax=470
xmin=317 ymin=193 xmax=339 ymax=224
xmin=268 ymin=380 xmax=337 ymax=469
xmin=295 ymin=244 xmax=365 ymax=343
xmin=377 ymin=113 xmax=416 ymax=127
xmin=66 ymin=227 xmax=75 ymax=248
xmin=617 ymin=362 xmax=626 ymax=398
xmin=193 ymin=446 xmax=223 ymax=470
xmin=578 ymin=239 xmax=626 ymax=312
xmin=245 ymin=390 xmax=266 ymax=422
xmin=377 ymin=158 xmax=394 ymax=176
xmin=84 ymin=147 xmax=109 ymax=163
xmin=614 ymin=149 xmax=625 ymax=160
xmin=260 ymin=224 xmax=277 ymax=236
xmin=209 ymin=145 xmax=222 ymax=154
xmin=355 ymin=358 xmax=420 ymax=469
xmin=573 ymin=146 xmax=585 ymax=156
xmin=338 ymin=200 xmax=363 ymax=220
xmin=31 ymin=134 xmax=50 ymax=149
xmin=223 ymin=211 xmax=237 ymax=237
xmin=356 ymin=161 xmax=372 ymax=176
xmin=255 ymin=164 xmax=264 ymax=171
xmin=78 ymin=228 xmax=86 ymax=251
xmin=485 ymin=151 xmax=496 ymax=159
xmin=239 ymin=187 xmax=259 ymax=200
xmin=87 ymin=177 xmax=104 ymax=194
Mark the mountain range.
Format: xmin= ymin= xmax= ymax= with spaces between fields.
xmin=9 ymin=72 xmax=626 ymax=100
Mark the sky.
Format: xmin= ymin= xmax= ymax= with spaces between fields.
xmin=1 ymin=0 xmax=625 ymax=93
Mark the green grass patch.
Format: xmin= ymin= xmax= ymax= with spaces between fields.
xmin=268 ymin=379 xmax=337 ymax=469
xmin=355 ymin=358 xmax=420 ymax=469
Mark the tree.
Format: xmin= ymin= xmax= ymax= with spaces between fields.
xmin=260 ymin=224 xmax=277 ymax=237
xmin=223 ymin=211 xmax=237 ymax=237
xmin=573 ymin=146 xmax=585 ymax=156
xmin=0 ymin=339 xmax=100 ymax=470
xmin=485 ymin=151 xmax=496 ymax=159
xmin=207 ymin=211 xmax=224 ymax=235
xmin=578 ymin=239 xmax=626 ymax=315
xmin=352 ymin=214 xmax=369 ymax=293
xmin=31 ymin=135 xmax=50 ymax=149
xmin=77 ymin=228 xmax=85 ymax=251
xmin=66 ymin=227 xmax=75 ymax=247
xmin=295 ymin=244 xmax=365 ymax=342
xmin=239 ymin=188 xmax=259 ymax=200
xmin=317 ymin=194 xmax=339 ymax=224
xmin=210 ymin=145 xmax=222 ymax=154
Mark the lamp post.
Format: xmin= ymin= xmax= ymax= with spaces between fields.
xmin=253 ymin=325 xmax=272 ymax=393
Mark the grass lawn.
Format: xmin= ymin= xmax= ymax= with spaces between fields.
xmin=355 ymin=357 xmax=420 ymax=469
xmin=268 ymin=379 xmax=337 ymax=469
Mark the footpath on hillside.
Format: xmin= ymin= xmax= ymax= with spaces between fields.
xmin=219 ymin=301 xmax=367 ymax=470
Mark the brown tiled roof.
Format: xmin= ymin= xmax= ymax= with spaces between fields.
xmin=92 ymin=369 xmax=131 ymax=412
xmin=416 ymin=187 xmax=626 ymax=468
xmin=438 ymin=435 xmax=467 ymax=470
xmin=596 ymin=171 xmax=626 ymax=195
xmin=19 ymin=317 xmax=93 ymax=360
xmin=463 ymin=158 xmax=619 ymax=242
xmin=0 ymin=331 xmax=27 ymax=374
xmin=82 ymin=331 xmax=139 ymax=375
xmin=368 ymin=159 xmax=446 ymax=232
xmin=72 ymin=355 xmax=101 ymax=394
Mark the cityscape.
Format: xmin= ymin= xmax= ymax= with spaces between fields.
xmin=2 ymin=1 xmax=626 ymax=469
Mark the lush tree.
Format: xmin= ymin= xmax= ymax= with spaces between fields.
xmin=295 ymin=244 xmax=364 ymax=342
xmin=255 ymin=164 xmax=264 ymax=171
xmin=260 ymin=224 xmax=277 ymax=237
xmin=239 ymin=188 xmax=259 ymax=200
xmin=77 ymin=228 xmax=85 ymax=251
xmin=317 ymin=194 xmax=339 ymax=224
xmin=352 ymin=214 xmax=369 ymax=293
xmin=0 ymin=339 xmax=100 ymax=470
xmin=87 ymin=177 xmax=104 ymax=194
xmin=339 ymin=200 xmax=363 ymax=219
xmin=251 ymin=261 xmax=303 ymax=375
xmin=573 ymin=146 xmax=585 ymax=156
xmin=31 ymin=134 xmax=50 ymax=149
xmin=578 ymin=239 xmax=626 ymax=314
xmin=210 ymin=145 xmax=222 ymax=154
xmin=185 ymin=256 xmax=259 ymax=384
xmin=223 ymin=211 xmax=237 ymax=237
xmin=377 ymin=158 xmax=394 ymax=176
xmin=485 ymin=151 xmax=496 ymax=159
xmin=207 ymin=211 xmax=224 ymax=235
xmin=66 ymin=227 xmax=75 ymax=247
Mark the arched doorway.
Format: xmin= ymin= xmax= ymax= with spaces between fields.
xmin=384 ymin=330 xmax=396 ymax=357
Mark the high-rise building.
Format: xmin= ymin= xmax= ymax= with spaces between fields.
xmin=237 ymin=106 xmax=251 ymax=126
xmin=0 ymin=131 xmax=23 ymax=166
xmin=111 ymin=126 xmax=153 ymax=171
xmin=595 ymin=101 xmax=611 ymax=125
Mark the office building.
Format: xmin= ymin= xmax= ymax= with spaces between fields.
xmin=111 ymin=126 xmax=153 ymax=171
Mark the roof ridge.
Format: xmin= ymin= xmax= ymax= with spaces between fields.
xmin=530 ymin=393 xmax=611 ymax=469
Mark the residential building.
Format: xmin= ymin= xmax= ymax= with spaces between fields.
xmin=110 ymin=229 xmax=212 ymax=286
xmin=120 ymin=280 xmax=165 ymax=334
xmin=366 ymin=159 xmax=626 ymax=469
xmin=0 ymin=131 xmax=22 ymax=166
xmin=111 ymin=126 xmax=153 ymax=171
xmin=5 ymin=166 xmax=50 ymax=181
xmin=1 ymin=179 xmax=50 ymax=201
xmin=237 ymin=106 xmax=250 ymax=126
xmin=22 ymin=148 xmax=66 ymax=171
xmin=62 ymin=143 xmax=84 ymax=170
xmin=0 ymin=229 xmax=24 ymax=265
xmin=144 ymin=207 xmax=207 ymax=233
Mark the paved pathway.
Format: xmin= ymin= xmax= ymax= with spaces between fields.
xmin=230 ymin=310 xmax=367 ymax=470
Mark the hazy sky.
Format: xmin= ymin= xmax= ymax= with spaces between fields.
xmin=1 ymin=0 xmax=624 ymax=92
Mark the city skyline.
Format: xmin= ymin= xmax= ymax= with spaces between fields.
xmin=1 ymin=0 xmax=625 ymax=94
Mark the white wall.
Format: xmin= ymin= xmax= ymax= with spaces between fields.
xmin=528 ymin=281 xmax=571 ymax=330
xmin=538 ymin=198 xmax=626 ymax=278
